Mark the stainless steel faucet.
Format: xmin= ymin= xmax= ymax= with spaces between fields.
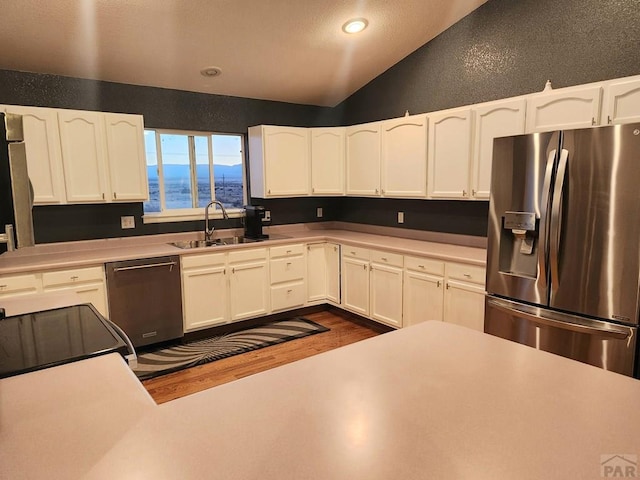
xmin=204 ymin=200 xmax=229 ymax=241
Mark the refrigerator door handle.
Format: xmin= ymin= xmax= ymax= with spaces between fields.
xmin=549 ymin=149 xmax=569 ymax=298
xmin=538 ymin=149 xmax=556 ymax=287
xmin=487 ymin=297 xmax=633 ymax=340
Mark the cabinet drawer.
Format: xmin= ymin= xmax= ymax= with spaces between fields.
xmin=42 ymin=266 xmax=104 ymax=287
xmin=182 ymin=252 xmax=226 ymax=270
xmin=405 ymin=256 xmax=445 ymax=276
xmin=0 ymin=273 xmax=40 ymax=294
xmin=370 ymin=250 xmax=403 ymax=268
xmin=342 ymin=245 xmax=370 ymax=261
xmin=228 ymin=248 xmax=267 ymax=264
xmin=270 ymin=243 xmax=304 ymax=259
xmin=271 ymin=281 xmax=306 ymax=312
xmin=446 ymin=262 xmax=486 ymax=286
xmin=270 ymin=256 xmax=305 ymax=284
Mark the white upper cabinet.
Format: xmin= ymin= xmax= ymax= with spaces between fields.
xmin=346 ymin=122 xmax=381 ymax=196
xmin=310 ymin=127 xmax=345 ymax=195
xmin=525 ymin=85 xmax=602 ymax=133
xmin=427 ymin=107 xmax=473 ymax=199
xmin=57 ymin=110 xmax=109 ymax=203
xmin=4 ymin=105 xmax=66 ymax=204
xmin=248 ymin=125 xmax=309 ymax=197
xmin=472 ymin=98 xmax=527 ymax=199
xmin=103 ymin=113 xmax=148 ymax=201
xmin=602 ymin=77 xmax=640 ymax=125
xmin=381 ymin=114 xmax=428 ymax=198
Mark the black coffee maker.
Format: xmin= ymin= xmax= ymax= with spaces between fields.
xmin=244 ymin=205 xmax=270 ymax=239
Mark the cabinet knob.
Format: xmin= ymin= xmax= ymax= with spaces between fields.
xmin=591 ymin=117 xmax=597 ymax=126
xmin=472 ymin=189 xmax=476 ymax=196
xmin=418 ymin=265 xmax=425 ymax=269
xmin=363 ymin=264 xmax=367 ymax=270
xmin=381 ymin=189 xmax=385 ymax=195
xmin=287 ymin=289 xmax=293 ymax=294
xmin=381 ymin=257 xmax=388 ymax=261
xmin=113 ymin=192 xmax=117 ymax=199
xmin=351 ymin=251 xmax=356 ymax=255
xmin=232 ymin=267 xmax=235 ymax=274
xmin=437 ymin=281 xmax=441 ymax=288
xmin=375 ymin=188 xmax=379 ymax=194
xmin=102 ymin=193 xmax=105 ymax=200
xmin=463 ymin=190 xmax=467 ymax=196
xmin=0 ymin=284 xmax=7 ymax=290
xmin=312 ymin=187 xmax=315 ymax=193
xmin=268 ymin=189 xmax=271 ymax=194
xmin=463 ymin=273 xmax=472 ymax=278
xmin=607 ymin=115 xmax=612 ymax=124
xmin=70 ymin=275 xmax=79 ymax=281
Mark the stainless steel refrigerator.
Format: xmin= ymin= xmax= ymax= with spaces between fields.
xmin=485 ymin=122 xmax=640 ymax=377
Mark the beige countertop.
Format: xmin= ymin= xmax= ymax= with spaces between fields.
xmin=3 ymin=321 xmax=639 ymax=479
xmin=0 ymin=224 xmax=486 ymax=275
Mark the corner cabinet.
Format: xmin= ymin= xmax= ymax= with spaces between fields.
xmin=103 ymin=113 xmax=148 ymax=201
xmin=525 ymin=85 xmax=602 ymax=133
xmin=381 ymin=114 xmax=428 ymax=198
xmin=57 ymin=110 xmax=110 ymax=203
xmin=306 ymin=242 xmax=340 ymax=305
xmin=427 ymin=107 xmax=474 ymax=199
xmin=471 ymin=98 xmax=527 ymax=199
xmin=310 ymin=127 xmax=345 ymax=195
xmin=248 ymin=125 xmax=310 ymax=197
xmin=346 ymin=122 xmax=381 ymax=196
xmin=4 ymin=105 xmax=66 ymax=204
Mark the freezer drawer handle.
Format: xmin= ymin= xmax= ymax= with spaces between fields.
xmin=113 ymin=261 xmax=177 ymax=273
xmin=487 ymin=298 xmax=632 ymax=340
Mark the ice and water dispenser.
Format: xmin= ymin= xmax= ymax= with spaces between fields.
xmin=498 ymin=211 xmax=539 ymax=278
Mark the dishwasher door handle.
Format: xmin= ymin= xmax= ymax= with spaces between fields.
xmin=113 ymin=261 xmax=178 ymax=273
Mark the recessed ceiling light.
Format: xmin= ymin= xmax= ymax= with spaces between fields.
xmin=200 ymin=66 xmax=222 ymax=78
xmin=342 ymin=18 xmax=368 ymax=34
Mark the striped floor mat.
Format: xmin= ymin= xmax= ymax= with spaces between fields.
xmin=133 ymin=318 xmax=329 ymax=381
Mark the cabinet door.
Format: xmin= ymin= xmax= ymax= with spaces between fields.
xmin=306 ymin=243 xmax=327 ymax=303
xmin=325 ymin=243 xmax=341 ymax=304
xmin=58 ymin=110 xmax=108 ymax=202
xmin=183 ymin=266 xmax=228 ymax=331
xmin=104 ymin=113 xmax=149 ymax=201
xmin=525 ymin=85 xmax=602 ymax=133
xmin=381 ymin=114 xmax=428 ymax=197
xmin=603 ymin=78 xmax=640 ymax=125
xmin=370 ymin=263 xmax=403 ymax=328
xmin=346 ymin=123 xmax=381 ymax=196
xmin=403 ymin=270 xmax=443 ymax=327
xmin=341 ymin=256 xmax=370 ymax=316
xmin=311 ymin=127 xmax=345 ymax=195
xmin=229 ymin=260 xmax=269 ymax=321
xmin=427 ymin=108 xmax=473 ymax=199
xmin=263 ymin=126 xmax=309 ymax=196
xmin=472 ymin=98 xmax=526 ymax=199
xmin=4 ymin=106 xmax=66 ymax=204
xmin=444 ymin=280 xmax=485 ymax=331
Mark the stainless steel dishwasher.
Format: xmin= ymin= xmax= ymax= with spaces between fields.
xmin=105 ymin=256 xmax=183 ymax=348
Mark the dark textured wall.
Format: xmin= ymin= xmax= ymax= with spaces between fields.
xmin=3 ymin=0 xmax=640 ymax=243
xmin=335 ymin=0 xmax=640 ymax=124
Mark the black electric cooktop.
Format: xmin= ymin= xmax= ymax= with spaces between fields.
xmin=0 ymin=303 xmax=129 ymax=379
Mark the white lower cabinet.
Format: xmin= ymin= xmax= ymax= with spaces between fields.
xmin=0 ymin=273 xmax=41 ymax=299
xmin=341 ymin=246 xmax=403 ymax=328
xmin=403 ymin=256 xmax=445 ymax=327
xmin=182 ymin=253 xmax=228 ymax=331
xmin=229 ymin=249 xmax=269 ymax=322
xmin=443 ymin=263 xmax=486 ymax=332
xmin=306 ymin=242 xmax=340 ymax=305
xmin=269 ymin=244 xmax=305 ymax=313
xmin=41 ymin=266 xmax=109 ymax=317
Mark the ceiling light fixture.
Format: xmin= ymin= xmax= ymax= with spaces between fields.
xmin=200 ymin=66 xmax=222 ymax=78
xmin=342 ymin=18 xmax=368 ymax=34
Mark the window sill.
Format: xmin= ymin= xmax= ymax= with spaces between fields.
xmin=142 ymin=209 xmax=245 ymax=224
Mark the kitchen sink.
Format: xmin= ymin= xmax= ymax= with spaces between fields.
xmin=168 ymin=236 xmax=259 ymax=249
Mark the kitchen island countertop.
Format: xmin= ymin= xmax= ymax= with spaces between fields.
xmin=2 ymin=321 xmax=639 ymax=479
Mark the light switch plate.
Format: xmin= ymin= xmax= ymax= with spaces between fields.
xmin=121 ymin=216 xmax=135 ymax=229
xmin=398 ymin=212 xmax=404 ymax=224
xmin=317 ymin=207 xmax=323 ymax=218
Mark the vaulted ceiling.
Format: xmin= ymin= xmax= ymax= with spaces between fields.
xmin=0 ymin=0 xmax=487 ymax=106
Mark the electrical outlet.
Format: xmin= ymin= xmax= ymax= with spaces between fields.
xmin=121 ymin=216 xmax=135 ymax=229
xmin=317 ymin=207 xmax=323 ymax=218
xmin=263 ymin=210 xmax=271 ymax=222
xmin=398 ymin=212 xmax=404 ymax=224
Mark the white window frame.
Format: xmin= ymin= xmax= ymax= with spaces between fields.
xmin=142 ymin=129 xmax=247 ymax=224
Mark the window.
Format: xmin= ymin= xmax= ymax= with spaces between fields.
xmin=143 ymin=130 xmax=246 ymax=221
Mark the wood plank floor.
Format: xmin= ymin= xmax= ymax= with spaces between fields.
xmin=142 ymin=309 xmax=387 ymax=404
